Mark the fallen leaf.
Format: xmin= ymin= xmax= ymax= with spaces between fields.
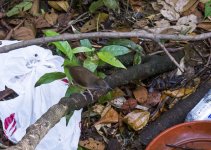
xmin=92 ymin=104 xmax=105 ymax=115
xmin=95 ymin=108 xmax=118 ymax=125
xmin=12 ymin=26 xmax=36 ymax=40
xmin=121 ymin=98 xmax=137 ymax=113
xmin=123 ymin=110 xmax=150 ymax=131
xmin=146 ymin=91 xmax=161 ymax=106
xmin=79 ymin=138 xmax=105 ymax=150
xmin=198 ymin=21 xmax=211 ymax=31
xmin=111 ymin=96 xmax=126 ymax=108
xmin=160 ymin=1 xmax=180 ymax=21
xmin=0 ymin=29 xmax=6 ymax=40
xmin=133 ymin=86 xmax=148 ymax=104
xmin=35 ymin=16 xmax=51 ymax=28
xmin=80 ymin=13 xmax=109 ymax=32
xmin=48 ymin=1 xmax=69 ymax=12
xmin=164 ymin=87 xmax=195 ymax=98
xmin=44 ymin=10 xmax=58 ymax=25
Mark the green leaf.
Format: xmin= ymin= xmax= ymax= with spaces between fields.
xmin=89 ymin=0 xmax=104 ymax=13
xmin=98 ymin=91 xmax=113 ymax=104
xmin=80 ymin=39 xmax=92 ymax=48
xmin=108 ymin=39 xmax=143 ymax=52
xmin=133 ymin=52 xmax=142 ymax=65
xmin=103 ymin=0 xmax=119 ymax=11
xmin=96 ymin=71 xmax=106 ymax=79
xmin=35 ymin=72 xmax=66 ymax=87
xmin=65 ymin=85 xmax=83 ymax=97
xmin=77 ymin=145 xmax=85 ymax=150
xmin=65 ymin=111 xmax=74 ymax=126
xmin=83 ymin=58 xmax=99 ymax=72
xmin=6 ymin=0 xmax=33 ymax=17
xmin=72 ymin=47 xmax=95 ymax=54
xmin=100 ymin=45 xmax=130 ymax=56
xmin=205 ymin=1 xmax=211 ymax=17
xmin=43 ymin=30 xmax=73 ymax=60
xmin=97 ymin=51 xmax=126 ymax=69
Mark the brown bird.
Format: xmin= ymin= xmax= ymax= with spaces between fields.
xmin=68 ymin=66 xmax=110 ymax=90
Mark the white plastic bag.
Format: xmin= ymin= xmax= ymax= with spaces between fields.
xmin=0 ymin=40 xmax=82 ymax=150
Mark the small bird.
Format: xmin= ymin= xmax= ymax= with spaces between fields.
xmin=68 ymin=66 xmax=110 ymax=90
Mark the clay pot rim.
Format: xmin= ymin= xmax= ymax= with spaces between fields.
xmin=146 ymin=120 xmax=211 ymax=150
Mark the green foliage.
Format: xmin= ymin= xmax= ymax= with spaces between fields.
xmin=35 ymin=30 xmax=135 ymax=125
xmin=89 ymin=0 xmax=104 ymax=13
xmin=43 ymin=30 xmax=73 ymax=60
xmin=80 ymin=39 xmax=92 ymax=49
xmin=98 ymin=91 xmax=113 ymax=104
xmin=35 ymin=72 xmax=66 ymax=87
xmin=6 ymin=0 xmax=32 ymax=17
xmin=97 ymin=51 xmax=126 ymax=69
xmin=108 ymin=39 xmax=143 ymax=52
xmin=205 ymin=1 xmax=211 ymax=17
xmin=89 ymin=0 xmax=119 ymax=13
xmin=133 ymin=52 xmax=142 ymax=65
xmin=103 ymin=0 xmax=119 ymax=11
xmin=100 ymin=45 xmax=130 ymax=56
xmin=65 ymin=85 xmax=83 ymax=97
xmin=83 ymin=57 xmax=99 ymax=72
xmin=72 ymin=47 xmax=95 ymax=53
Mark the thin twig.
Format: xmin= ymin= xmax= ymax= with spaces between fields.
xmin=156 ymin=41 xmax=184 ymax=72
xmin=0 ymin=31 xmax=211 ymax=53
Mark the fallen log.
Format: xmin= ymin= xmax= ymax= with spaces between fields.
xmin=7 ymin=51 xmax=183 ymax=150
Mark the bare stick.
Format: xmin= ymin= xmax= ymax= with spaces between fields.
xmin=156 ymin=41 xmax=183 ymax=72
xmin=0 ymin=31 xmax=211 ymax=53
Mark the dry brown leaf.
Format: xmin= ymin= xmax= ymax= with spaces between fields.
xmin=79 ymin=138 xmax=105 ymax=150
xmin=48 ymin=1 xmax=69 ymax=12
xmin=12 ymin=26 xmax=35 ymax=40
xmin=123 ymin=110 xmax=150 ymax=131
xmin=8 ymin=19 xmax=23 ymax=25
xmin=0 ymin=29 xmax=6 ymax=40
xmin=80 ymin=13 xmax=109 ymax=32
xmin=30 ymin=0 xmax=39 ymax=16
xmin=133 ymin=86 xmax=148 ymax=104
xmin=95 ymin=108 xmax=118 ymax=125
xmin=44 ymin=11 xmax=58 ymax=25
xmin=121 ymin=98 xmax=137 ymax=112
xmin=35 ymin=16 xmax=51 ymax=28
xmin=198 ymin=21 xmax=211 ymax=31
xmin=146 ymin=91 xmax=161 ymax=106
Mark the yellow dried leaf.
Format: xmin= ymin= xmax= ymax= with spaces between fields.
xmin=48 ymin=1 xmax=69 ymax=12
xmin=164 ymin=87 xmax=194 ymax=98
xmin=95 ymin=108 xmax=118 ymax=125
xmin=80 ymin=13 xmax=109 ymax=32
xmin=123 ymin=110 xmax=150 ymax=131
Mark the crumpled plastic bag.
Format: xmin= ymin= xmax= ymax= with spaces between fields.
xmin=0 ymin=40 xmax=82 ymax=150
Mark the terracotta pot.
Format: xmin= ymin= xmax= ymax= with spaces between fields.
xmin=146 ymin=121 xmax=211 ymax=150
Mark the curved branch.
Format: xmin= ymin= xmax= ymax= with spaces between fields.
xmin=0 ymin=31 xmax=211 ymax=53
